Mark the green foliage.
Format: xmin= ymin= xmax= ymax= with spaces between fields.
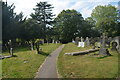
xmin=30 ymin=2 xmax=54 ymax=39
xmin=84 ymin=17 xmax=100 ymax=37
xmin=91 ymin=5 xmax=118 ymax=36
xmin=54 ymin=9 xmax=84 ymax=43
xmin=2 ymin=1 xmax=25 ymax=44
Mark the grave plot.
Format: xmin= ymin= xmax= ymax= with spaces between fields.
xmin=58 ymin=43 xmax=118 ymax=78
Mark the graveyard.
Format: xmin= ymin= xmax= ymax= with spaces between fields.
xmin=58 ymin=43 xmax=119 ymax=78
xmin=2 ymin=43 xmax=61 ymax=78
xmin=1 ymin=0 xmax=120 ymax=79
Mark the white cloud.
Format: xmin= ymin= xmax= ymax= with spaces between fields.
xmin=3 ymin=0 xmax=119 ymax=19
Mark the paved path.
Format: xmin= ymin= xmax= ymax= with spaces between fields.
xmin=35 ymin=44 xmax=65 ymax=78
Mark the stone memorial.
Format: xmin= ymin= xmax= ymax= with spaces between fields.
xmin=75 ymin=37 xmax=80 ymax=45
xmin=72 ymin=39 xmax=75 ymax=43
xmin=99 ymin=33 xmax=111 ymax=56
xmin=78 ymin=42 xmax=85 ymax=47
xmin=52 ymin=39 xmax=55 ymax=43
xmin=56 ymin=41 xmax=58 ymax=44
xmin=80 ymin=37 xmax=84 ymax=42
xmin=35 ymin=40 xmax=41 ymax=54
xmin=111 ymin=42 xmax=118 ymax=51
xmin=85 ymin=37 xmax=90 ymax=46
xmin=113 ymin=37 xmax=120 ymax=49
xmin=8 ymin=40 xmax=13 ymax=56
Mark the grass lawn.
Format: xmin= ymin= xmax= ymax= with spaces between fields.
xmin=58 ymin=43 xmax=119 ymax=78
xmin=2 ymin=43 xmax=61 ymax=78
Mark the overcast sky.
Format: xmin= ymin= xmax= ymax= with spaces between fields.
xmin=3 ymin=0 xmax=120 ymax=19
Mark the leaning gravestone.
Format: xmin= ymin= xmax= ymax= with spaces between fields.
xmin=99 ymin=33 xmax=111 ymax=56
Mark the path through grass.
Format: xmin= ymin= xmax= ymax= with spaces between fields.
xmin=2 ymin=43 xmax=61 ymax=78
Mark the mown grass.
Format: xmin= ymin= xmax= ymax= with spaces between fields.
xmin=2 ymin=43 xmax=61 ymax=78
xmin=58 ymin=43 xmax=118 ymax=78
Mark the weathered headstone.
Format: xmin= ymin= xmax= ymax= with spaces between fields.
xmin=81 ymin=37 xmax=84 ymax=42
xmin=8 ymin=40 xmax=13 ymax=56
xmin=111 ymin=42 xmax=118 ymax=51
xmin=30 ymin=42 xmax=34 ymax=51
xmin=52 ymin=39 xmax=55 ymax=43
xmin=113 ymin=37 xmax=120 ymax=49
xmin=56 ymin=41 xmax=58 ymax=44
xmin=75 ymin=37 xmax=80 ymax=45
xmin=10 ymin=48 xmax=13 ymax=56
xmin=85 ymin=37 xmax=90 ymax=46
xmin=99 ymin=33 xmax=111 ymax=56
xmin=35 ymin=40 xmax=41 ymax=54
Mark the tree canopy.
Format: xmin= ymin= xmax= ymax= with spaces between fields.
xmin=91 ymin=4 xmax=118 ymax=36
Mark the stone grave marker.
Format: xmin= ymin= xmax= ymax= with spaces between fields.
xmin=52 ymin=39 xmax=55 ymax=43
xmin=75 ymin=37 xmax=80 ymax=45
xmin=113 ymin=37 xmax=120 ymax=49
xmin=85 ymin=37 xmax=90 ymax=46
xmin=111 ymin=42 xmax=118 ymax=51
xmin=72 ymin=39 xmax=75 ymax=43
xmin=8 ymin=40 xmax=13 ymax=56
xmin=81 ymin=37 xmax=84 ymax=42
xmin=78 ymin=42 xmax=85 ymax=47
xmin=99 ymin=33 xmax=111 ymax=56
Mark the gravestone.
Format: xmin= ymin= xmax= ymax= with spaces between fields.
xmin=113 ymin=37 xmax=120 ymax=49
xmin=85 ymin=37 xmax=90 ymax=46
xmin=56 ymin=41 xmax=58 ymax=44
xmin=29 ymin=41 xmax=34 ymax=51
xmin=75 ymin=37 xmax=80 ymax=45
xmin=99 ymin=33 xmax=111 ymax=56
xmin=72 ymin=39 xmax=75 ymax=43
xmin=8 ymin=40 xmax=13 ymax=56
xmin=30 ymin=42 xmax=34 ymax=51
xmin=81 ymin=37 xmax=84 ymax=42
xmin=78 ymin=42 xmax=84 ymax=47
xmin=10 ymin=48 xmax=13 ymax=56
xmin=111 ymin=36 xmax=120 ymax=53
xmin=35 ymin=40 xmax=41 ymax=54
xmin=111 ymin=42 xmax=118 ymax=51
xmin=52 ymin=39 xmax=55 ymax=43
